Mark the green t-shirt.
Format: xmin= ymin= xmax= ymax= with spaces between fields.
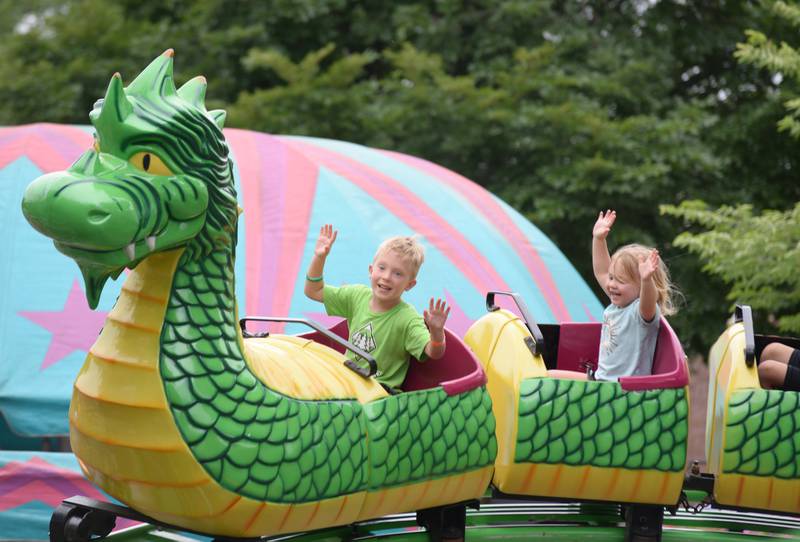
xmin=323 ymin=284 xmax=430 ymax=389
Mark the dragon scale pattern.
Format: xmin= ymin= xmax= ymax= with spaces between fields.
xmin=160 ymin=252 xmax=368 ymax=502
xmin=723 ymin=389 xmax=800 ymax=478
xmin=159 ymin=250 xmax=498 ymax=502
xmin=516 ymin=378 xmax=688 ymax=471
xmin=365 ymin=387 xmax=497 ymax=489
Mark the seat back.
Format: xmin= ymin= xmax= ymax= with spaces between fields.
xmin=300 ymin=321 xmax=485 ymax=395
xmin=554 ymin=319 xmax=688 ymax=390
xmin=555 ymin=322 xmax=601 ymax=372
xmin=619 ymin=317 xmax=688 ymax=390
xmin=403 ymin=328 xmax=485 ymax=394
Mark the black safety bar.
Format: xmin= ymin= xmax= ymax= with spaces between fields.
xmin=239 ymin=316 xmax=377 ymax=378
xmin=733 ymin=305 xmax=756 ymax=367
xmin=485 ymin=291 xmax=545 ymax=356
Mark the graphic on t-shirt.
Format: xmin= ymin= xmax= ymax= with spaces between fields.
xmin=351 ymin=322 xmax=380 ymax=375
xmin=352 ymin=322 xmax=377 ymax=354
xmin=601 ymin=314 xmax=619 ymax=356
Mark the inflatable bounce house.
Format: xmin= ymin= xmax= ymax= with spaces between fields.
xmin=4 ymin=51 xmax=800 ymax=541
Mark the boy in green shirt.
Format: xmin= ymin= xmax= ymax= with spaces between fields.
xmin=304 ymin=224 xmax=450 ymax=391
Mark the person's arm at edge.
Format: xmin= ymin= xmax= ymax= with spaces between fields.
xmin=592 ymin=210 xmax=615 ymax=295
xmin=638 ymin=249 xmax=659 ymax=322
xmin=304 ymin=224 xmax=337 ymax=302
xmin=423 ymin=297 xmax=450 ymax=360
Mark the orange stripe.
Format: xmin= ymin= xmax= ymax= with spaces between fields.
xmin=414 ymin=481 xmax=430 ymax=506
xmin=629 ymin=470 xmax=643 ymax=502
xmin=77 ymin=454 xmax=207 ymax=488
xmin=332 ymin=495 xmax=349 ymax=523
xmin=73 ymin=385 xmax=163 ymax=410
xmin=244 ymin=502 xmax=265 ymax=533
xmin=521 ymin=464 xmax=538 ymax=492
xmin=70 ymin=411 xmax=182 ymax=452
xmin=86 ymin=351 xmax=156 ymax=370
xmin=735 ymin=476 xmax=745 ymax=506
xmin=606 ymin=468 xmax=620 ymax=498
xmin=767 ymin=478 xmax=774 ymax=510
xmin=216 ymin=496 xmax=242 ymax=517
xmin=275 ymin=503 xmax=293 ymax=532
xmin=73 ymin=381 xmax=163 ymax=409
xmin=106 ymin=316 xmax=161 ymax=333
xmin=306 ymin=500 xmax=321 ymax=527
xmin=393 ymin=485 xmax=409 ymax=509
xmin=120 ymin=286 xmax=168 ymax=303
xmin=575 ymin=466 xmax=591 ymax=496
xmin=548 ymin=464 xmax=564 ymax=495
xmin=371 ymin=487 xmax=388 ymax=516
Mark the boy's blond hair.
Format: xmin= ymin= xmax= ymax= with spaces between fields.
xmin=610 ymin=243 xmax=678 ymax=316
xmin=374 ymin=235 xmax=425 ymax=277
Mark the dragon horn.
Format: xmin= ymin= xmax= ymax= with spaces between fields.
xmin=177 ymin=76 xmax=208 ymax=111
xmin=209 ymin=109 xmax=227 ymax=130
xmin=91 ymin=73 xmax=133 ymax=126
xmin=127 ymin=49 xmax=177 ymax=98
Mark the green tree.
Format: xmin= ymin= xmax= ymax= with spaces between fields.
xmin=662 ymin=201 xmax=800 ymax=333
xmin=3 ymin=0 xmax=799 ymax=352
xmin=663 ymin=0 xmax=800 ymax=335
xmin=228 ymin=2 xmax=776 ymax=351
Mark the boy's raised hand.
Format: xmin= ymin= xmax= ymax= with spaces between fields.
xmin=592 ymin=209 xmax=616 ymax=240
xmin=639 ymin=249 xmax=660 ymax=281
xmin=314 ymin=224 xmax=338 ymax=257
xmin=424 ymin=297 xmax=450 ymax=332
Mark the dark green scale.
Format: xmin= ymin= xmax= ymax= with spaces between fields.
xmin=723 ymin=389 xmax=800 ymax=478
xmin=160 ymin=248 xmax=497 ymax=502
xmin=364 ymin=387 xmax=497 ymax=489
xmin=161 ymin=253 xmax=368 ymax=503
xmin=515 ymin=378 xmax=688 ymax=471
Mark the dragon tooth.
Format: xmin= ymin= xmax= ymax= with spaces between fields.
xmin=146 ymin=236 xmax=156 ymax=250
xmin=124 ymin=243 xmax=136 ymax=260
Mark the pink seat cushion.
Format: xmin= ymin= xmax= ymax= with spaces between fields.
xmin=555 ymin=319 xmax=687 ymax=390
xmin=299 ymin=321 xmax=486 ymax=395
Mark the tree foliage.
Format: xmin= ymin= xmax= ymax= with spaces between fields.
xmin=662 ymin=0 xmax=800 ymax=336
xmin=663 ymin=201 xmax=800 ymax=333
xmin=1 ymin=0 xmax=798 ymax=351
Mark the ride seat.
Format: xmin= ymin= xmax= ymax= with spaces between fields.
xmin=301 ymin=320 xmax=486 ymax=395
xmin=555 ymin=318 xmax=688 ymax=390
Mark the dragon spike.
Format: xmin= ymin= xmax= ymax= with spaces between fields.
xmin=177 ymin=76 xmax=208 ymax=111
xmin=127 ymin=49 xmax=177 ymax=99
xmin=91 ymin=73 xmax=133 ymax=125
xmin=209 ymin=109 xmax=227 ymax=130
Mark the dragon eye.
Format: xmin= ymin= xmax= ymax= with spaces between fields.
xmin=129 ymin=151 xmax=173 ymax=176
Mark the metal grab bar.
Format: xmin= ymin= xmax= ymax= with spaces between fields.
xmin=239 ymin=316 xmax=377 ymax=378
xmin=733 ymin=305 xmax=756 ymax=367
xmin=485 ymin=291 xmax=545 ymax=356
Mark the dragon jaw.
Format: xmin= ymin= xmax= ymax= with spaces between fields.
xmin=20 ymin=50 xmax=235 ymax=308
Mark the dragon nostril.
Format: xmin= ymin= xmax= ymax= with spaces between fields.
xmin=88 ymin=209 xmax=111 ymax=225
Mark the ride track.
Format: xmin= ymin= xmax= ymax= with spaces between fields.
xmin=19 ymin=52 xmax=800 ymax=542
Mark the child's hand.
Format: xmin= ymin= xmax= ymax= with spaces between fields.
xmin=639 ymin=249 xmax=660 ymax=281
xmin=424 ymin=298 xmax=450 ymax=332
xmin=314 ymin=224 xmax=337 ymax=257
xmin=592 ymin=210 xmax=616 ymax=240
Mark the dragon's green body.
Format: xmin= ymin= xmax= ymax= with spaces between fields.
xmin=21 ymin=51 xmax=496 ymax=537
xmin=24 ymin=51 xmax=724 ymax=539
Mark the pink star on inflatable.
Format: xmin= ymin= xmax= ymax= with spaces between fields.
xmin=19 ymin=280 xmax=108 ymax=370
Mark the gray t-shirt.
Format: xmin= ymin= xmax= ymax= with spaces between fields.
xmin=595 ymin=299 xmax=660 ymax=382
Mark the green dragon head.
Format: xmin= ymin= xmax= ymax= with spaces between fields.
xmin=22 ymin=50 xmax=238 ymax=308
